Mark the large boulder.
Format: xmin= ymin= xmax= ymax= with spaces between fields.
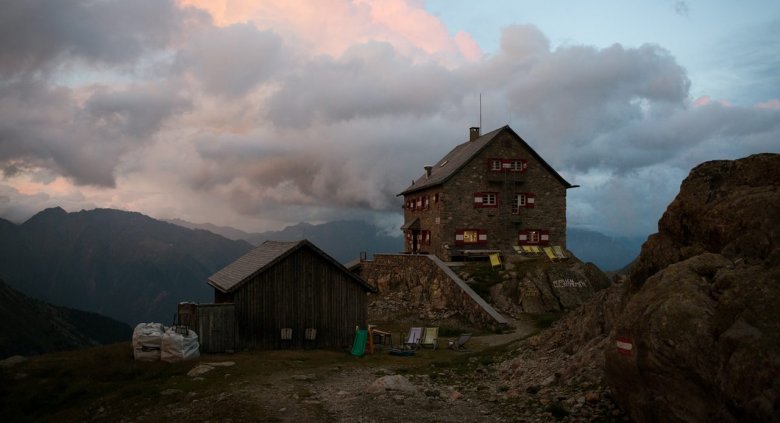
xmin=489 ymin=258 xmax=611 ymax=316
xmin=629 ymin=153 xmax=780 ymax=288
xmin=604 ymin=153 xmax=780 ymax=422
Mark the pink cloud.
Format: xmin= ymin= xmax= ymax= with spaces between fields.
xmin=454 ymin=31 xmax=482 ymax=62
xmin=692 ymin=95 xmax=731 ymax=107
xmin=756 ymin=99 xmax=780 ymax=110
xmin=177 ymin=0 xmax=481 ymax=62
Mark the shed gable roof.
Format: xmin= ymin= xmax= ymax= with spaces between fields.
xmin=208 ymin=239 xmax=376 ymax=293
xmin=398 ymin=125 xmax=575 ymax=196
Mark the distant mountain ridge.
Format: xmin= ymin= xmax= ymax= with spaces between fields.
xmin=172 ymin=219 xmax=643 ymax=271
xmin=0 ymin=207 xmax=643 ymax=332
xmin=0 ymin=278 xmax=131 ymax=359
xmin=0 ymin=208 xmax=253 ymax=325
xmin=169 ymin=219 xmax=404 ymax=263
xmin=566 ymin=228 xmax=645 ymax=272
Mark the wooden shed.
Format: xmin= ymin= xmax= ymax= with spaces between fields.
xmin=207 ymin=239 xmax=377 ymax=350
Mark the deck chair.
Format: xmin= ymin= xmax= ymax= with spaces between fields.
xmin=404 ymin=327 xmax=423 ymax=349
xmin=543 ymin=247 xmax=559 ymax=262
xmin=552 ymin=246 xmax=569 ymax=260
xmin=489 ymin=253 xmax=503 ymax=269
xmin=529 ymin=246 xmax=543 ymax=255
xmin=280 ymin=327 xmax=293 ymax=348
xmin=449 ymin=333 xmax=471 ymax=351
xmin=420 ymin=327 xmax=439 ymax=350
xmin=512 ymin=245 xmax=524 ymax=255
xmin=521 ymin=245 xmax=535 ymax=254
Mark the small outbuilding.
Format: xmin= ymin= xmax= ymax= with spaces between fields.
xmin=207 ymin=239 xmax=376 ymax=350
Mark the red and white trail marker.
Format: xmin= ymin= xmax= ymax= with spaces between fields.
xmin=616 ymin=336 xmax=633 ymax=356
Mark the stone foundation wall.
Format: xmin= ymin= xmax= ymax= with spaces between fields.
xmin=356 ymin=254 xmax=507 ymax=332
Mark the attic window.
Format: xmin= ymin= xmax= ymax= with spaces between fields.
xmin=440 ymin=160 xmax=448 ymax=167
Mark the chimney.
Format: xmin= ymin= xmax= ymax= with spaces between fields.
xmin=469 ymin=126 xmax=481 ymax=141
xmin=424 ymin=165 xmax=433 ymax=179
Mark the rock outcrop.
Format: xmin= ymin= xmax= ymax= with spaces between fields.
xmin=487 ymin=257 xmax=611 ymax=316
xmin=605 ymin=153 xmax=780 ymax=422
xmin=361 ymin=253 xmax=611 ymax=330
xmin=497 ymin=153 xmax=780 ymax=422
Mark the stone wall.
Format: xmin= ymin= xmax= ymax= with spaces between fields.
xmin=401 ymin=129 xmax=569 ymax=261
xmin=441 ymin=130 xmax=568 ymax=260
xmin=356 ymin=254 xmax=508 ymax=332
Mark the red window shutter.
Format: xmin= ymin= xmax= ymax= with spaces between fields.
xmin=477 ymin=229 xmax=488 ymax=244
xmin=473 ymin=192 xmax=484 ymax=208
xmin=540 ymin=229 xmax=550 ymax=245
xmin=522 ymin=159 xmax=528 ymax=172
xmin=526 ymin=193 xmax=535 ymax=208
xmin=454 ymin=229 xmax=465 ymax=245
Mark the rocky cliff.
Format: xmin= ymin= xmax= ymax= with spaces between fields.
xmin=605 ymin=153 xmax=780 ymax=422
xmin=496 ymin=153 xmax=780 ymax=422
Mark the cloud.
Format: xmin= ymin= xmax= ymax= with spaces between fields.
xmin=0 ymin=1 xmax=777 ymax=238
xmin=0 ymin=0 xmax=188 ymax=76
xmin=174 ymin=23 xmax=286 ymax=97
xmin=266 ymin=41 xmax=462 ymax=127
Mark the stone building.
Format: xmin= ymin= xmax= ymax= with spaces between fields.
xmin=399 ymin=125 xmax=576 ymax=261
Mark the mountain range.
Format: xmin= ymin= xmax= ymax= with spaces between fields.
xmin=0 ymin=207 xmax=644 ymax=333
xmin=171 ymin=218 xmax=645 ymax=272
xmin=168 ymin=218 xmax=403 ymax=263
xmin=0 ymin=207 xmax=253 ymax=326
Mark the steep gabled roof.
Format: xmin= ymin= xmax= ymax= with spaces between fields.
xmin=398 ymin=125 xmax=575 ymax=196
xmin=208 ymin=239 xmax=377 ymax=293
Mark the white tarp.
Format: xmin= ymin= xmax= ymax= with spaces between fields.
xmin=160 ymin=328 xmax=200 ymax=362
xmin=132 ymin=322 xmax=164 ymax=361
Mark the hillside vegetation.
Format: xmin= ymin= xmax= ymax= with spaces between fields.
xmin=0 ymin=279 xmax=131 ymax=359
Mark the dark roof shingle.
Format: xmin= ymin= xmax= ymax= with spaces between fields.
xmin=399 ymin=126 xmax=574 ymax=196
xmin=208 ymin=239 xmax=376 ymax=293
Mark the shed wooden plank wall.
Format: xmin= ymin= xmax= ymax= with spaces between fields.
xmin=231 ymin=247 xmax=367 ymax=349
xmin=198 ymin=303 xmax=237 ymax=353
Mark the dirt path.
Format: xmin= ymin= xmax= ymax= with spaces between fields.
xmin=472 ymin=315 xmax=538 ymax=347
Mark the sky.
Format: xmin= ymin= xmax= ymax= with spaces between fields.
xmin=0 ymin=0 xmax=778 ymax=238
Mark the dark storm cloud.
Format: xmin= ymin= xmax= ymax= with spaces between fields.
xmin=0 ymin=78 xmax=190 ymax=187
xmin=480 ymin=26 xmax=691 ymax=169
xmin=0 ymin=0 xmax=188 ymax=75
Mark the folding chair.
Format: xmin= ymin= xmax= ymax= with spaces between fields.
xmin=449 ymin=333 xmax=472 ymax=351
xmin=420 ymin=327 xmax=439 ymax=350
xmin=404 ymin=327 xmax=423 ymax=350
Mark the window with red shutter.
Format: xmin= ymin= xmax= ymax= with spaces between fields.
xmin=518 ymin=229 xmax=548 ymax=245
xmin=474 ymin=192 xmax=498 ymax=208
